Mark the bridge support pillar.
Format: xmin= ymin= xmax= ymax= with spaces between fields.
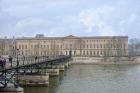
xmin=0 ymin=87 xmax=24 ymax=93
xmin=46 ymin=68 xmax=59 ymax=76
xmin=49 ymin=65 xmax=65 ymax=72
xmin=18 ymin=73 xmax=49 ymax=87
xmin=68 ymin=61 xmax=72 ymax=66
xmin=64 ymin=63 xmax=69 ymax=68
xmin=58 ymin=65 xmax=65 ymax=71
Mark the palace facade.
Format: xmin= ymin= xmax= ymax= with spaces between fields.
xmin=0 ymin=38 xmax=15 ymax=56
xmin=15 ymin=35 xmax=128 ymax=57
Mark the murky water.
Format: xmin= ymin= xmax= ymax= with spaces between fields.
xmin=24 ymin=65 xmax=140 ymax=93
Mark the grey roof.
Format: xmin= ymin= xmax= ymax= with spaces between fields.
xmin=16 ymin=35 xmax=128 ymax=40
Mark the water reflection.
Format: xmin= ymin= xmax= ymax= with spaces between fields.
xmin=24 ymin=65 xmax=140 ymax=93
xmin=56 ymin=65 xmax=140 ymax=93
xmin=24 ymin=72 xmax=66 ymax=93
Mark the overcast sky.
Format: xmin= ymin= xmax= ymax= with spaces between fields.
xmin=0 ymin=0 xmax=140 ymax=39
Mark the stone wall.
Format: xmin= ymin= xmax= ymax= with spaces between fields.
xmin=71 ymin=56 xmax=140 ymax=64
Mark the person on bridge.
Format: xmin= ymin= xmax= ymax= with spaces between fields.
xmin=0 ymin=56 xmax=6 ymax=69
xmin=35 ymin=56 xmax=37 ymax=63
xmin=9 ymin=56 xmax=13 ymax=67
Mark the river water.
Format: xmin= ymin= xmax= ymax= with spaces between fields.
xmin=24 ymin=64 xmax=140 ymax=93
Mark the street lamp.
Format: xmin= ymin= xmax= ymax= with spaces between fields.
xmin=16 ymin=48 xmax=19 ymax=83
xmin=69 ymin=44 xmax=72 ymax=57
xmin=21 ymin=51 xmax=25 ymax=65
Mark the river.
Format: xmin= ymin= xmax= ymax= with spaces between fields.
xmin=24 ymin=64 xmax=140 ymax=93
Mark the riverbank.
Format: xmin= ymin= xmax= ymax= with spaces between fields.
xmin=71 ymin=61 xmax=140 ymax=65
xmin=70 ymin=56 xmax=140 ymax=65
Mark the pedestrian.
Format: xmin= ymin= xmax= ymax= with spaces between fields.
xmin=0 ymin=56 xmax=6 ymax=69
xmin=0 ymin=56 xmax=2 ymax=69
xmin=35 ymin=56 xmax=37 ymax=63
xmin=3 ymin=59 xmax=6 ymax=69
xmin=23 ymin=56 xmax=25 ymax=65
xmin=9 ymin=56 xmax=13 ymax=67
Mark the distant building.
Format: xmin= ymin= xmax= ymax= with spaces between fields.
xmin=0 ymin=37 xmax=15 ymax=56
xmin=35 ymin=34 xmax=45 ymax=38
xmin=15 ymin=35 xmax=128 ymax=57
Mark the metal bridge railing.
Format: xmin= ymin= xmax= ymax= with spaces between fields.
xmin=0 ymin=55 xmax=71 ymax=88
xmin=0 ymin=55 xmax=69 ymax=71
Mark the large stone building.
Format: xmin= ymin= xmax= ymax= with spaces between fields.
xmin=15 ymin=35 xmax=128 ymax=57
xmin=0 ymin=38 xmax=15 ymax=56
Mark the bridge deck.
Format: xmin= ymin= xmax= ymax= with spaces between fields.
xmin=0 ymin=55 xmax=71 ymax=72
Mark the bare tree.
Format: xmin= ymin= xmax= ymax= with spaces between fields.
xmin=129 ymin=38 xmax=140 ymax=56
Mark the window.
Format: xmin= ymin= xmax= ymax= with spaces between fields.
xmin=25 ymin=45 xmax=27 ymax=49
xmin=100 ymin=44 xmax=102 ymax=48
xmin=90 ymin=51 xmax=92 ymax=55
xmin=74 ymin=51 xmax=76 ymax=55
xmin=97 ymin=51 xmax=99 ymax=55
xmin=80 ymin=45 xmax=82 ymax=49
xmin=83 ymin=51 xmax=85 ymax=55
xmin=57 ymin=45 xmax=59 ymax=49
xmin=87 ymin=45 xmax=88 ymax=49
xmin=22 ymin=45 xmax=24 ymax=49
xmin=48 ymin=45 xmax=49 ymax=49
xmin=41 ymin=51 xmax=43 ymax=56
xmin=124 ymin=44 xmax=125 ymax=49
xmin=97 ymin=44 xmax=98 ymax=48
xmin=61 ymin=45 xmax=63 ymax=49
xmin=111 ymin=44 xmax=112 ymax=48
xmin=87 ymin=51 xmax=89 ymax=55
xmin=120 ymin=44 xmax=122 ymax=48
xmin=83 ymin=45 xmax=85 ymax=48
xmin=90 ymin=44 xmax=92 ymax=48
xmin=19 ymin=45 xmax=21 ymax=49
xmin=66 ymin=51 xmax=67 ymax=55
xmin=66 ymin=44 xmax=68 ymax=49
xmin=31 ymin=45 xmax=33 ymax=49
xmin=100 ymin=51 xmax=102 ymax=55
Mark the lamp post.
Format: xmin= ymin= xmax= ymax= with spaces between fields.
xmin=21 ymin=51 xmax=25 ymax=65
xmin=69 ymin=44 xmax=72 ymax=57
xmin=16 ymin=48 xmax=19 ymax=84
xmin=9 ymin=56 xmax=12 ymax=67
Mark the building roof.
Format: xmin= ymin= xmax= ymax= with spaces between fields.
xmin=16 ymin=35 xmax=128 ymax=40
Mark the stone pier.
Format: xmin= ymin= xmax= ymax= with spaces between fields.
xmin=50 ymin=65 xmax=65 ymax=72
xmin=18 ymin=73 xmax=49 ymax=86
xmin=64 ymin=63 xmax=69 ymax=68
xmin=46 ymin=68 xmax=59 ymax=76
xmin=69 ymin=60 xmax=72 ymax=65
xmin=58 ymin=65 xmax=65 ymax=71
xmin=0 ymin=87 xmax=24 ymax=93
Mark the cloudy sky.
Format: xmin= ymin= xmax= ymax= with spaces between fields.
xmin=0 ymin=0 xmax=140 ymax=39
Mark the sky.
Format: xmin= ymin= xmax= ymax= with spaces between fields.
xmin=0 ymin=0 xmax=140 ymax=39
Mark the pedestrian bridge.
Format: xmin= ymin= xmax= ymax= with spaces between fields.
xmin=0 ymin=55 xmax=71 ymax=91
